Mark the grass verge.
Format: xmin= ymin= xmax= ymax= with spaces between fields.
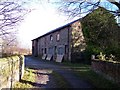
xmin=13 ymin=68 xmax=36 ymax=88
xmin=62 ymin=62 xmax=120 ymax=89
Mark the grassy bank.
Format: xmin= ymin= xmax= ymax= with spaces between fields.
xmin=13 ymin=68 xmax=36 ymax=88
xmin=62 ymin=62 xmax=120 ymax=88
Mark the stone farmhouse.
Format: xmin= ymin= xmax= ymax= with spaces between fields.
xmin=32 ymin=18 xmax=86 ymax=62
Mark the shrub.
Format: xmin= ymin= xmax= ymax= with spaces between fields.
xmin=104 ymin=47 xmax=120 ymax=62
xmin=84 ymin=45 xmax=102 ymax=64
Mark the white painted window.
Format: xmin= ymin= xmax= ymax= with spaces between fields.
xmin=50 ymin=35 xmax=53 ymax=41
xmin=57 ymin=33 xmax=60 ymax=41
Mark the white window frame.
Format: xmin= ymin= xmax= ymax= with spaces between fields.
xmin=57 ymin=33 xmax=60 ymax=41
xmin=50 ymin=35 xmax=53 ymax=41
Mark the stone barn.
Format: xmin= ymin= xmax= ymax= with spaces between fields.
xmin=32 ymin=19 xmax=86 ymax=62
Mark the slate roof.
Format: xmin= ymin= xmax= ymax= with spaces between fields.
xmin=32 ymin=18 xmax=81 ymax=41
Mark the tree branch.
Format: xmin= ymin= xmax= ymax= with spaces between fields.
xmin=59 ymin=0 xmax=120 ymax=18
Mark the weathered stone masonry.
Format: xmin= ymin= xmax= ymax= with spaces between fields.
xmin=92 ymin=58 xmax=120 ymax=85
xmin=0 ymin=55 xmax=24 ymax=89
xmin=32 ymin=19 xmax=86 ymax=62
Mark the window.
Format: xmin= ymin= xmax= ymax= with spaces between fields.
xmin=44 ymin=48 xmax=47 ymax=54
xmin=57 ymin=33 xmax=60 ymax=41
xmin=50 ymin=35 xmax=53 ymax=41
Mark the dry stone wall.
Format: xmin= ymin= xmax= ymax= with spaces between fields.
xmin=0 ymin=55 xmax=24 ymax=89
xmin=91 ymin=57 xmax=120 ymax=85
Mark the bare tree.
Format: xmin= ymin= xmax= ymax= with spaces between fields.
xmin=1 ymin=33 xmax=19 ymax=56
xmin=0 ymin=0 xmax=30 ymax=56
xmin=58 ymin=0 xmax=120 ymax=18
xmin=0 ymin=0 xmax=28 ymax=37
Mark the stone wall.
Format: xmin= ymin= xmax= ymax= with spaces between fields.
xmin=91 ymin=58 xmax=120 ymax=85
xmin=0 ymin=55 xmax=24 ymax=89
xmin=37 ymin=26 xmax=70 ymax=61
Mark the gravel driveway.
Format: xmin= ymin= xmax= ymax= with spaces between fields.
xmin=25 ymin=56 xmax=94 ymax=89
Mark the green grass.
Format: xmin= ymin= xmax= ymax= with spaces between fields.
xmin=62 ymin=62 xmax=120 ymax=89
xmin=13 ymin=68 xmax=36 ymax=88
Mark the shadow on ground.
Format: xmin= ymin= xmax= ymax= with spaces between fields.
xmin=20 ymin=79 xmax=42 ymax=87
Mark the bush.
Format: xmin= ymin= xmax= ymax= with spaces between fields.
xmin=84 ymin=45 xmax=120 ymax=63
xmin=81 ymin=7 xmax=120 ymax=63
xmin=84 ymin=45 xmax=103 ymax=64
xmin=105 ymin=47 xmax=120 ymax=62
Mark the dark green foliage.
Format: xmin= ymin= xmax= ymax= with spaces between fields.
xmin=105 ymin=47 xmax=120 ymax=61
xmin=81 ymin=7 xmax=120 ymax=62
xmin=84 ymin=45 xmax=102 ymax=59
xmin=71 ymin=52 xmax=85 ymax=63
